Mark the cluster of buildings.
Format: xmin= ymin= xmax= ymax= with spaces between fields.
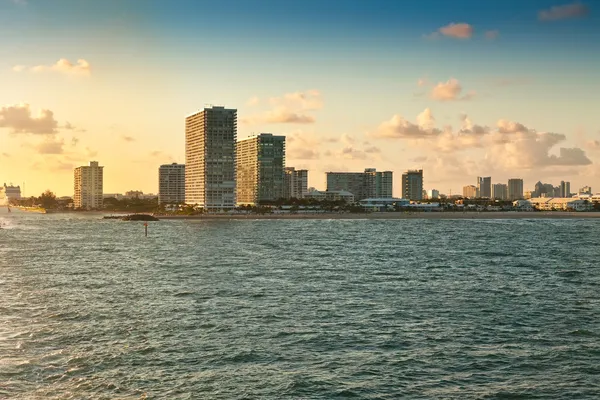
xmin=461 ymin=177 xmax=524 ymax=201
xmin=29 ymin=104 xmax=592 ymax=212
xmin=156 ymin=105 xmax=425 ymax=211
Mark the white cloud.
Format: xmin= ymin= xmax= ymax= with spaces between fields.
xmin=14 ymin=58 xmax=91 ymax=76
xmin=269 ymin=90 xmax=323 ymax=111
xmin=242 ymin=90 xmax=321 ymax=125
xmin=370 ymin=110 xmax=592 ymax=169
xmin=287 ymin=147 xmax=320 ymax=160
xmin=431 ymin=78 xmax=475 ymax=101
xmin=497 ymin=119 xmax=529 ymax=134
xmin=370 ymin=110 xmax=441 ymax=139
xmin=0 ymin=104 xmax=58 ymax=134
xmin=539 ymin=2 xmax=589 ymax=21
xmin=35 ymin=137 xmax=65 ymax=154
xmin=439 ymin=23 xmax=474 ymax=39
xmin=488 ymin=131 xmax=592 ymax=169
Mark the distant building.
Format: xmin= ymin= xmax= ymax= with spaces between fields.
xmin=185 ymin=106 xmax=237 ymax=210
xmin=533 ymin=181 xmax=556 ymax=198
xmin=125 ymin=190 xmax=144 ymax=198
xmin=560 ymin=181 xmax=571 ymax=198
xmin=103 ymin=193 xmax=124 ymax=200
xmin=2 ymin=183 xmax=21 ymax=201
xmin=74 ymin=161 xmax=104 ymax=209
xmin=159 ymin=163 xmax=185 ymax=204
xmin=401 ymin=169 xmax=423 ymax=200
xmin=492 ymin=183 xmax=508 ymax=200
xmin=236 ymin=134 xmax=286 ymax=205
xmin=326 ymin=168 xmax=392 ymax=201
xmin=477 ymin=176 xmax=491 ymax=198
xmin=284 ymin=167 xmax=308 ymax=199
xmin=579 ymin=185 xmax=592 ymax=195
xmin=508 ymin=178 xmax=524 ymax=200
xmin=463 ymin=185 xmax=478 ymax=198
xmin=428 ymin=189 xmax=440 ymax=199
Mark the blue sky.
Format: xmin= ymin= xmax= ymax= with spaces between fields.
xmin=0 ymin=0 xmax=599 ymax=196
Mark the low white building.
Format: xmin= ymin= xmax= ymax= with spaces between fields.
xmin=530 ymin=197 xmax=593 ymax=211
xmin=359 ymin=197 xmax=409 ymax=211
xmin=513 ymin=199 xmax=534 ymax=211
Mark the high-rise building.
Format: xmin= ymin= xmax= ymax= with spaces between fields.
xmin=326 ymin=168 xmax=392 ymax=201
xmin=428 ymin=189 xmax=440 ymax=199
xmin=579 ymin=185 xmax=592 ymax=195
xmin=401 ymin=169 xmax=423 ymax=200
xmin=477 ymin=176 xmax=491 ymax=198
xmin=185 ymin=106 xmax=237 ymax=210
xmin=236 ymin=134 xmax=285 ymax=205
xmin=284 ymin=167 xmax=308 ymax=199
xmin=492 ymin=183 xmax=508 ymax=200
xmin=559 ymin=181 xmax=571 ymax=198
xmin=373 ymin=169 xmax=393 ymax=198
xmin=463 ymin=185 xmax=478 ymax=198
xmin=508 ymin=178 xmax=524 ymax=200
xmin=158 ymin=163 xmax=185 ymax=204
xmin=1 ymin=183 xmax=21 ymax=201
xmin=74 ymin=161 xmax=104 ymax=209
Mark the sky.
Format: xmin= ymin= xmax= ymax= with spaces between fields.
xmin=0 ymin=0 xmax=599 ymax=197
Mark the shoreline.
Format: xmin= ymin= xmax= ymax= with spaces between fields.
xmin=155 ymin=211 xmax=600 ymax=220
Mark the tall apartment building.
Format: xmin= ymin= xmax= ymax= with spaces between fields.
xmin=158 ymin=163 xmax=185 ymax=204
xmin=326 ymin=168 xmax=392 ymax=201
xmin=508 ymin=178 xmax=524 ymax=200
xmin=74 ymin=161 xmax=103 ymax=209
xmin=559 ymin=181 xmax=571 ymax=198
xmin=463 ymin=185 xmax=478 ymax=198
xmin=477 ymin=176 xmax=491 ymax=198
xmin=492 ymin=183 xmax=508 ymax=200
xmin=401 ymin=169 xmax=423 ymax=200
xmin=284 ymin=167 xmax=308 ymax=199
xmin=236 ymin=134 xmax=285 ymax=205
xmin=185 ymin=106 xmax=237 ymax=210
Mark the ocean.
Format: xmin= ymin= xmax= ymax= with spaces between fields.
xmin=1 ymin=211 xmax=599 ymax=399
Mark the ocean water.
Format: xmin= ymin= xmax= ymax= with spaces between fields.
xmin=1 ymin=211 xmax=599 ymax=399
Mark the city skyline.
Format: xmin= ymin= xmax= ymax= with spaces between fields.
xmin=1 ymin=0 xmax=599 ymax=196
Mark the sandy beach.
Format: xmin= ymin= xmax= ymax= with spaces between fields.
xmin=156 ymin=211 xmax=600 ymax=220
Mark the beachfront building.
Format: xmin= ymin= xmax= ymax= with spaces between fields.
xmin=512 ymin=199 xmax=533 ymax=211
xmin=477 ymin=176 xmax=491 ymax=198
xmin=236 ymin=134 xmax=285 ymax=205
xmin=284 ymin=167 xmax=308 ymax=199
xmin=185 ymin=106 xmax=237 ymax=210
xmin=508 ymin=178 xmax=524 ymax=200
xmin=158 ymin=163 xmax=185 ymax=205
xmin=1 ymin=183 xmax=21 ymax=201
xmin=492 ymin=183 xmax=508 ymax=200
xmin=74 ymin=161 xmax=104 ymax=209
xmin=401 ymin=169 xmax=423 ymax=200
xmin=463 ymin=185 xmax=478 ymax=198
xmin=359 ymin=197 xmax=409 ymax=212
xmin=326 ymin=169 xmax=392 ymax=201
xmin=530 ymin=197 xmax=593 ymax=212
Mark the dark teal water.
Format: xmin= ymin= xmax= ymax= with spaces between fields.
xmin=1 ymin=212 xmax=599 ymax=399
